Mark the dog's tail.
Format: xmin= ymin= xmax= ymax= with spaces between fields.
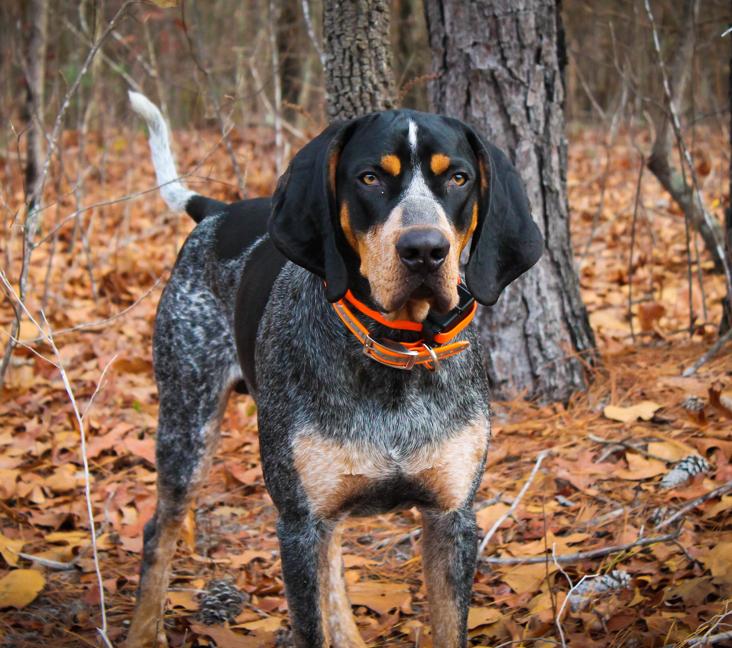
xmin=129 ymin=91 xmax=224 ymax=223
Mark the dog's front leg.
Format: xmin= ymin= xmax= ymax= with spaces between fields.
xmin=421 ymin=507 xmax=478 ymax=648
xmin=277 ymin=513 xmax=330 ymax=647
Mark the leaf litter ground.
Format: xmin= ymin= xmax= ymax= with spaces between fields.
xmin=0 ymin=124 xmax=730 ymax=647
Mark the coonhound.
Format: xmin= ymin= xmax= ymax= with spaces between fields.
xmin=126 ymin=91 xmax=542 ymax=648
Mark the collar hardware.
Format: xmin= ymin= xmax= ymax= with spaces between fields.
xmin=331 ymin=287 xmax=477 ymax=371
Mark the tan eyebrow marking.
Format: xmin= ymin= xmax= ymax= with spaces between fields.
xmin=430 ymin=153 xmax=451 ymax=175
xmin=380 ymin=154 xmax=401 ymax=176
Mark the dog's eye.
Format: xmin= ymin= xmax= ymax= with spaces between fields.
xmin=450 ymin=173 xmax=468 ymax=187
xmin=359 ymin=173 xmax=380 ymax=186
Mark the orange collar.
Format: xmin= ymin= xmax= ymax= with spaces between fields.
xmin=332 ymin=289 xmax=477 ymax=371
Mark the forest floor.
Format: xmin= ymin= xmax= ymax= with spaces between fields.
xmin=0 ymin=123 xmax=731 ymax=647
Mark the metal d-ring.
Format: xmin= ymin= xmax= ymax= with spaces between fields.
xmin=423 ymin=343 xmax=439 ymax=372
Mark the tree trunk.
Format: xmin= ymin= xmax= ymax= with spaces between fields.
xmin=723 ymin=29 xmax=732 ymax=333
xmin=646 ymin=0 xmax=726 ymax=272
xmin=23 ymin=0 xmax=48 ymax=210
xmin=323 ymin=0 xmax=395 ymax=119
xmin=425 ymin=0 xmax=597 ymax=402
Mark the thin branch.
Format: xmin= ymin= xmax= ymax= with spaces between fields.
xmin=180 ymin=2 xmax=247 ymax=197
xmin=483 ymin=528 xmax=681 ymax=565
xmin=478 ymin=450 xmax=550 ymax=554
xmin=627 ymin=157 xmax=645 ymax=342
xmin=644 ymin=0 xmax=732 ymax=299
xmin=682 ymin=327 xmax=732 ymax=376
xmin=656 ymin=479 xmax=732 ymax=529
xmin=0 ymin=270 xmax=114 ymax=646
xmin=300 ymin=0 xmax=325 ymax=69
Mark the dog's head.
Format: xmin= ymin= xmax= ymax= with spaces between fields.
xmin=270 ymin=110 xmax=543 ymax=320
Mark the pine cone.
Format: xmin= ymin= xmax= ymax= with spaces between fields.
xmin=568 ymin=570 xmax=631 ymax=611
xmin=197 ymin=579 xmax=248 ymax=625
xmin=660 ymin=454 xmax=710 ymax=490
xmin=681 ymin=395 xmax=706 ymax=423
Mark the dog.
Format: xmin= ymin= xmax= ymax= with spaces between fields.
xmin=126 ymin=91 xmax=542 ymax=647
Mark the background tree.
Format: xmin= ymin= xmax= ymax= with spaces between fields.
xmin=322 ymin=0 xmax=395 ymax=119
xmin=424 ymin=0 xmax=597 ymax=401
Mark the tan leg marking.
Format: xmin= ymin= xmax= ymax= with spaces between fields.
xmin=128 ymin=418 xmax=222 ymax=648
xmin=430 ymin=153 xmax=450 ymax=175
xmin=380 ymin=154 xmax=401 ymax=177
xmin=422 ymin=515 xmax=461 ymax=648
xmin=126 ymin=515 xmax=182 ymax=648
xmin=318 ymin=524 xmax=366 ymax=648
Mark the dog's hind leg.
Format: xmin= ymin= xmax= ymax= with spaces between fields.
xmin=127 ymin=283 xmax=240 ymax=647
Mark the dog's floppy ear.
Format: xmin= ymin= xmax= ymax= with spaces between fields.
xmin=462 ymin=127 xmax=544 ymax=306
xmin=270 ymin=120 xmax=355 ymax=302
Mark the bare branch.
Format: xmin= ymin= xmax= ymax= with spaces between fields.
xmin=478 ymin=450 xmax=550 ymax=554
xmin=655 ymin=479 xmax=732 ymax=529
xmin=483 ymin=528 xmax=681 ymax=565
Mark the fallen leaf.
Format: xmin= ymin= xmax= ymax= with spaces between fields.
xmin=603 ymin=401 xmax=661 ymax=423
xmin=498 ymin=563 xmax=557 ymax=595
xmin=230 ymin=550 xmax=272 ymax=567
xmin=0 ymin=533 xmax=25 ymax=567
xmin=189 ymin=622 xmax=260 ymax=648
xmin=699 ymin=542 xmax=732 ymax=585
xmin=167 ymin=590 xmax=198 ymax=611
xmin=476 ymin=502 xmax=511 ymax=533
xmin=44 ymin=530 xmax=89 ymax=548
xmin=348 ymin=580 xmax=411 ymax=615
xmin=467 ymin=606 xmax=501 ymax=629
xmin=124 ymin=437 xmax=156 ymax=465
xmin=44 ymin=464 xmax=83 ymax=493
xmin=0 ymin=569 xmax=45 ymax=608
xmin=615 ymin=453 xmax=667 ymax=480
xmin=647 ymin=439 xmax=697 ymax=462
xmin=238 ymin=616 xmax=283 ymax=632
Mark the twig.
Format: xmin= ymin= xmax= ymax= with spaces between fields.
xmin=644 ymin=0 xmax=732 ymax=299
xmin=180 ymin=2 xmax=247 ymax=197
xmin=588 ymin=433 xmax=670 ymax=463
xmin=0 ymin=270 xmax=114 ymax=647
xmin=22 ymin=276 xmax=163 ymax=344
xmin=627 ymin=158 xmax=645 ymax=342
xmin=483 ymin=528 xmax=681 ymax=565
xmin=300 ymin=0 xmax=325 ymax=69
xmin=268 ymin=0 xmax=284 ymax=176
xmin=0 ymin=1 xmax=133 ymax=389
xmin=478 ymin=450 xmax=550 ymax=554
xmin=655 ymin=479 xmax=732 ymax=529
xmin=682 ymin=327 xmax=732 ymax=376
xmin=16 ymin=552 xmax=78 ymax=571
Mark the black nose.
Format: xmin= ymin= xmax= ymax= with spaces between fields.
xmin=396 ymin=228 xmax=450 ymax=274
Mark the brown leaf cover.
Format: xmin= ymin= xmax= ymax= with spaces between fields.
xmin=0 ymin=125 xmax=730 ymax=646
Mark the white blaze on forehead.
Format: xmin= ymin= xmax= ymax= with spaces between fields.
xmin=408 ymin=119 xmax=418 ymax=154
xmin=398 ymin=120 xmax=448 ymax=228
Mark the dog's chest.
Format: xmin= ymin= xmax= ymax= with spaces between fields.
xmin=292 ymin=419 xmax=489 ymax=518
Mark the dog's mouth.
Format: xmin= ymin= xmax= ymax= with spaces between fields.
xmin=377 ymin=277 xmax=457 ymax=322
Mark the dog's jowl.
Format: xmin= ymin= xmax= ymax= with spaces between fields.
xmin=126 ymin=91 xmax=542 ymax=648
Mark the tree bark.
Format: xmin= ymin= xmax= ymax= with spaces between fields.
xmin=23 ymin=0 xmax=48 ymax=210
xmin=723 ymin=27 xmax=732 ymax=333
xmin=425 ymin=0 xmax=597 ymax=401
xmin=323 ymin=0 xmax=395 ymax=119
